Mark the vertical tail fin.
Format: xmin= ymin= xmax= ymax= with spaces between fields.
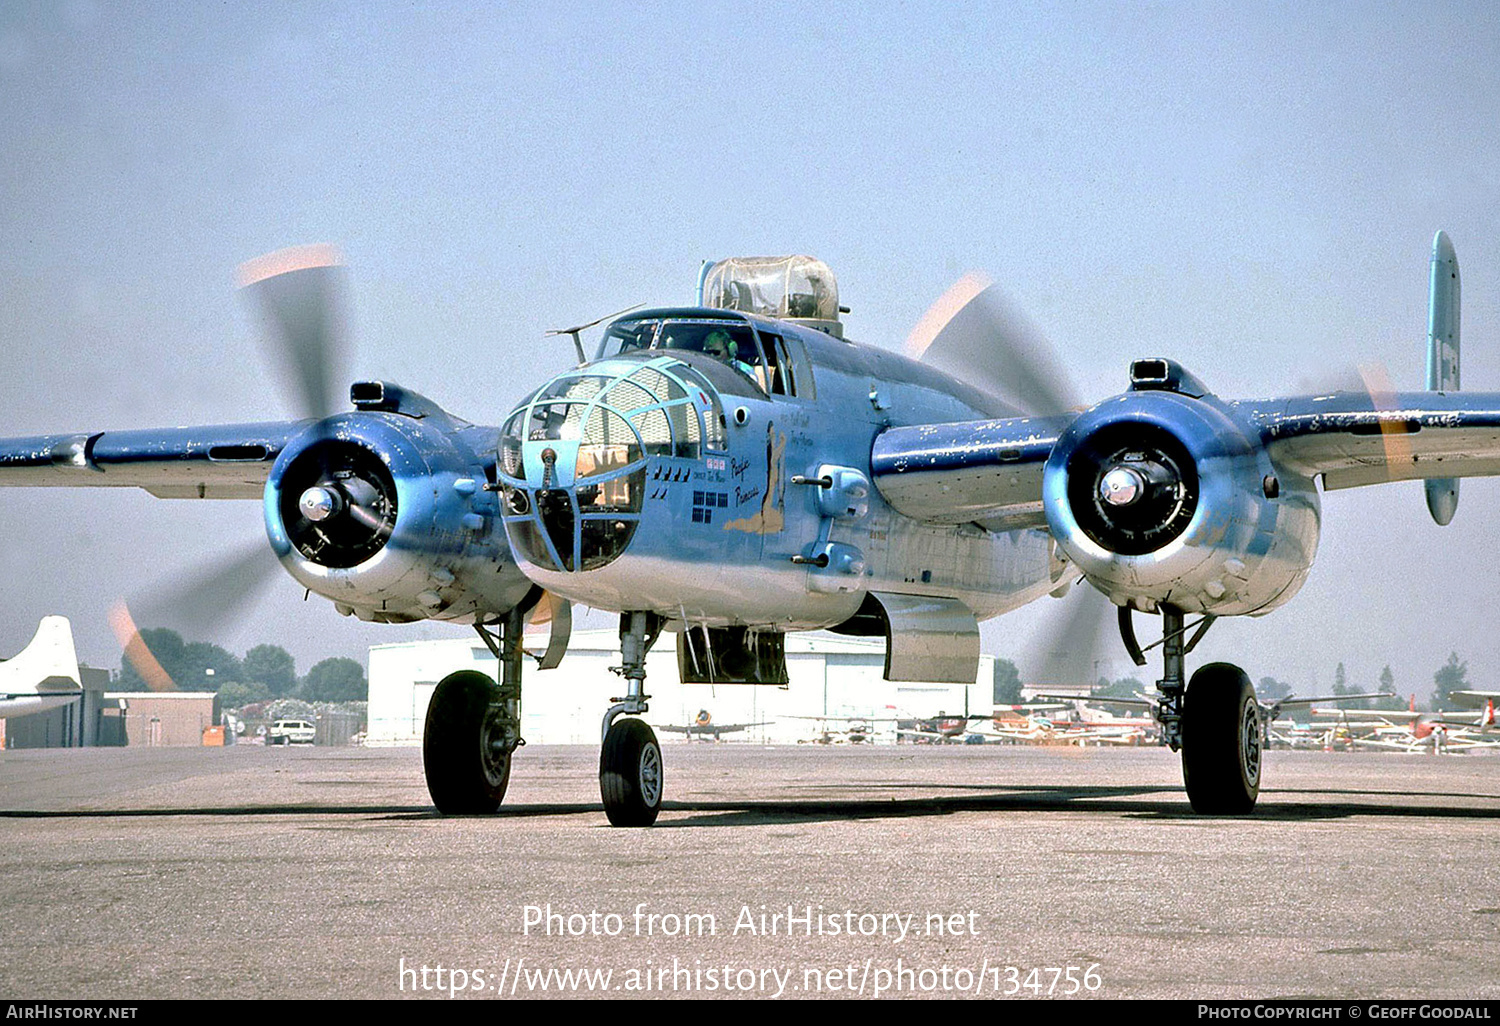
xmin=1425 ymin=230 xmax=1461 ymax=524
xmin=0 ymin=616 xmax=81 ymax=697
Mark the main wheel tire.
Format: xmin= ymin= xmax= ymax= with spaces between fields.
xmin=1181 ymin=662 xmax=1261 ymax=815
xmin=600 ymin=718 xmax=663 ymax=827
xmin=423 ymin=670 xmax=512 ymax=814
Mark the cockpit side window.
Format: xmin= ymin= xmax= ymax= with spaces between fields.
xmin=782 ymin=335 xmax=816 ymax=400
xmin=758 ymin=332 xmax=803 ymax=396
xmin=672 ymin=365 xmax=728 ymax=451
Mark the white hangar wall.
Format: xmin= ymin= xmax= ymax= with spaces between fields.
xmin=368 ymin=629 xmax=992 ymax=746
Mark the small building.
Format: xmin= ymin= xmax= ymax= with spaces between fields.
xmin=368 ymin=629 xmax=993 ymax=745
xmin=101 ymin=692 xmax=220 ymax=747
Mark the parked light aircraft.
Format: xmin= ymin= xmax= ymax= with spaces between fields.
xmin=1349 ymin=721 xmax=1500 ymax=754
xmin=787 ymin=714 xmax=890 ymax=745
xmin=896 ymin=712 xmax=993 ymax=743
xmin=1 ymin=235 xmax=1495 ymax=823
xmin=1311 ymin=701 xmax=1500 ymax=753
xmin=1008 ymin=697 xmax=1157 ymax=743
xmin=656 ymin=709 xmax=770 ymax=741
xmin=1035 ymin=689 xmax=1390 ymax=750
xmin=968 ymin=713 xmax=1149 ymax=747
xmin=897 ymin=704 xmax=1069 ymax=744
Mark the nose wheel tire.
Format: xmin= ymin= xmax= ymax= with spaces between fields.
xmin=423 ymin=670 xmax=513 ymax=814
xmin=600 ymin=717 xmax=664 ymax=827
xmin=1181 ymin=662 xmax=1261 ymax=815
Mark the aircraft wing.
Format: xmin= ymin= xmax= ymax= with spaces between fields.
xmin=870 ymin=415 xmax=1074 ymax=530
xmin=658 ymin=722 xmax=769 ymax=735
xmin=0 ymin=422 xmax=308 ymax=499
xmin=1446 ymin=691 xmax=1500 ymax=710
xmin=1249 ymin=392 xmax=1500 ymax=490
xmin=1030 ymin=693 xmax=1153 ymax=708
xmin=871 ymin=391 xmax=1500 ymax=531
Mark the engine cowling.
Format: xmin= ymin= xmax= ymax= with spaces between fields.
xmin=263 ymin=388 xmax=534 ymax=623
xmin=1042 ymin=363 xmax=1321 ymax=617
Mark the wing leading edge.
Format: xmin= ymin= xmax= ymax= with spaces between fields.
xmin=0 ymin=422 xmax=309 ymax=499
xmin=869 ymin=414 xmax=1073 ymax=531
xmin=1249 ymin=391 xmax=1500 ymax=490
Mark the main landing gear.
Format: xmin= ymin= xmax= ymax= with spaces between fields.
xmin=422 ymin=607 xmax=668 ymax=827
xmin=424 ymin=608 xmax=525 ymax=814
xmin=1120 ymin=604 xmax=1261 ymax=814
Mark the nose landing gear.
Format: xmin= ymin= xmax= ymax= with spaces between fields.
xmin=599 ymin=611 xmax=665 ymax=826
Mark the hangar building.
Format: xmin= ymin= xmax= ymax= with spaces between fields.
xmin=368 ymin=629 xmax=993 ymax=745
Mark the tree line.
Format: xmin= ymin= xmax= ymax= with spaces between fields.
xmin=115 ymin=628 xmax=366 ymax=706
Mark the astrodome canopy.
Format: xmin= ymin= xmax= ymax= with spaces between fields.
xmin=703 ymin=256 xmax=840 ymax=323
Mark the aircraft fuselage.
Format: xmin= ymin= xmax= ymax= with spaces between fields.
xmin=497 ymin=308 xmax=1060 ymax=630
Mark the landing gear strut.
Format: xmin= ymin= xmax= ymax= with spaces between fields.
xmin=423 ymin=608 xmax=525 ymax=814
xmin=599 ymin=611 xmax=665 ymax=826
xmin=1122 ymin=604 xmax=1260 ymax=814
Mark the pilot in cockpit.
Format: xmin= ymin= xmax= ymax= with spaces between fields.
xmin=703 ymin=329 xmax=754 ymax=378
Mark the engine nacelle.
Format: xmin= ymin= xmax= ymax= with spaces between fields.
xmin=264 ymin=386 xmax=534 ymax=623
xmin=1042 ymin=364 xmax=1321 ymax=617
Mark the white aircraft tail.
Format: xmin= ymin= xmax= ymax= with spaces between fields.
xmin=0 ymin=616 xmax=82 ymax=697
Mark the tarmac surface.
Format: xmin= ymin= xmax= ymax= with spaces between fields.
xmin=1 ymin=742 xmax=1497 ymax=1001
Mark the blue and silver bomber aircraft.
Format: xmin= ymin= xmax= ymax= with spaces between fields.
xmin=0 ymin=238 xmax=1494 ymax=825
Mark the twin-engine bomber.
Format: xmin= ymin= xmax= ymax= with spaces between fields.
xmin=2 ymin=239 xmax=1494 ymax=824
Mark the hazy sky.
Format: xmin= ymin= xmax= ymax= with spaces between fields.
xmin=2 ymin=1 xmax=1498 ymax=701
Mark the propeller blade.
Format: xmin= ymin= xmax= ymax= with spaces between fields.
xmin=107 ymin=602 xmax=175 ymax=693
xmin=237 ymin=244 xmax=347 ymax=421
xmin=1023 ymin=585 xmax=1113 ymax=689
xmin=1355 ymin=361 xmax=1419 ymax=476
xmin=907 ymin=272 xmax=1080 ymax=417
xmin=109 ymin=537 xmax=283 ymax=689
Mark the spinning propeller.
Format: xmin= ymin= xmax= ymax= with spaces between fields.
xmin=906 ymin=272 xmax=1079 ymax=417
xmin=235 ymin=243 xmax=349 ymax=421
xmin=114 ymin=245 xmax=562 ymax=687
xmin=908 ymin=271 xmax=1116 ymax=689
xmin=238 ymin=247 xmax=400 ymax=568
xmin=114 ymin=245 xmax=353 ymax=685
xmin=906 ymin=267 xmax=1420 ymax=696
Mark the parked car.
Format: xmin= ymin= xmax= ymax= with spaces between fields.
xmin=268 ymin=719 xmax=316 ymax=746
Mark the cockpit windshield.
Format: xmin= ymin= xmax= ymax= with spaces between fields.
xmin=598 ymin=318 xmax=769 ymax=391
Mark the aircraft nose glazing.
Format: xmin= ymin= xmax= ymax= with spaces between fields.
xmin=496 ymin=358 xmax=715 ymax=574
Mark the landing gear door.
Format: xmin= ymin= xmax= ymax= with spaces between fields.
xmin=869 ymin=592 xmax=980 ymax=684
